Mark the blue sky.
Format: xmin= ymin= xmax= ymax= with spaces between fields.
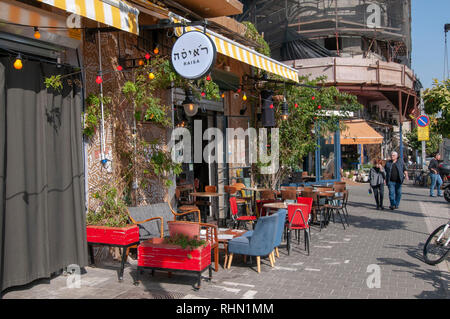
xmin=411 ymin=0 xmax=450 ymax=89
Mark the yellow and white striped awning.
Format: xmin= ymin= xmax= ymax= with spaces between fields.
xmin=172 ymin=16 xmax=298 ymax=83
xmin=37 ymin=0 xmax=139 ymax=35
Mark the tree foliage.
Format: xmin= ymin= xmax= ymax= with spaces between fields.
xmin=423 ymin=79 xmax=450 ymax=137
xmin=254 ymin=76 xmax=362 ymax=188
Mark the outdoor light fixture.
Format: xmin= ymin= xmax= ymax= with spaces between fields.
xmin=34 ymin=27 xmax=41 ymax=39
xmin=13 ymin=54 xmax=23 ymax=70
xmin=281 ymin=98 xmax=289 ymax=120
xmin=183 ymin=88 xmax=198 ymax=117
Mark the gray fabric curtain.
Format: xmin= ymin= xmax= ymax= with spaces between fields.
xmin=0 ymin=57 xmax=87 ymax=292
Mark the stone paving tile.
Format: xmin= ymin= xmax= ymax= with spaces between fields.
xmin=2 ymin=183 xmax=449 ymax=299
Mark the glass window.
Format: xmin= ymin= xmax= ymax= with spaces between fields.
xmin=319 ymin=132 xmax=336 ymax=180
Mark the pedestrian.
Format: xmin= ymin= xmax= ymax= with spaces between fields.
xmin=369 ymin=159 xmax=386 ymax=210
xmin=384 ymin=151 xmax=409 ymax=210
xmin=428 ymin=153 xmax=443 ymax=197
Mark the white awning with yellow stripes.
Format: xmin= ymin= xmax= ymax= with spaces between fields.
xmin=37 ymin=0 xmax=139 ymax=35
xmin=172 ymin=15 xmax=299 ymax=83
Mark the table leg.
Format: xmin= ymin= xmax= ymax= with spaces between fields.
xmin=119 ymin=246 xmax=127 ymax=282
xmin=88 ymin=244 xmax=95 ymax=266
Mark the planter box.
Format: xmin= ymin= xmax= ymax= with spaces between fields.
xmin=86 ymin=225 xmax=139 ymax=246
xmin=138 ymin=238 xmax=211 ymax=272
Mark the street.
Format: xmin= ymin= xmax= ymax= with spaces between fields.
xmin=2 ymin=183 xmax=449 ymax=299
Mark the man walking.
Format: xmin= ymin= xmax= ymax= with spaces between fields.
xmin=384 ymin=151 xmax=408 ymax=210
xmin=428 ymin=153 xmax=443 ymax=197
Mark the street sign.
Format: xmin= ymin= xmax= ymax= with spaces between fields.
xmin=416 ymin=115 xmax=430 ymax=127
xmin=418 ymin=126 xmax=429 ymax=141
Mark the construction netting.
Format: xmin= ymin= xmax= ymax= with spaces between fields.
xmin=237 ymin=0 xmax=411 ymax=66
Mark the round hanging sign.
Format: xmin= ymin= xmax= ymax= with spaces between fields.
xmin=171 ymin=31 xmax=216 ymax=80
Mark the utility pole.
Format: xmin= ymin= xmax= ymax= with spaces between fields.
xmin=420 ymin=89 xmax=426 ymax=170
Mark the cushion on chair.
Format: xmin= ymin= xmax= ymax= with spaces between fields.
xmin=228 ymin=235 xmax=250 ymax=255
xmin=128 ymin=203 xmax=173 ymax=239
xmin=237 ymin=216 xmax=257 ymax=221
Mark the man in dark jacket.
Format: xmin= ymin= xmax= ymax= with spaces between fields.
xmin=428 ymin=153 xmax=443 ymax=197
xmin=384 ymin=151 xmax=409 ymax=210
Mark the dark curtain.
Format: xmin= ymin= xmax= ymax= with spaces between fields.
xmin=0 ymin=57 xmax=87 ymax=292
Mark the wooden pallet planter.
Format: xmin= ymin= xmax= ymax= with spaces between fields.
xmin=135 ymin=238 xmax=212 ymax=289
xmin=86 ymin=225 xmax=140 ymax=282
xmin=86 ymin=225 xmax=139 ymax=246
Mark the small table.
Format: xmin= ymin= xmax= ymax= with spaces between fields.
xmin=190 ymin=192 xmax=224 ymax=222
xmin=217 ymin=228 xmax=247 ymax=269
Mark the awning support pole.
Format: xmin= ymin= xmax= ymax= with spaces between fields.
xmin=398 ymin=91 xmax=403 ymax=160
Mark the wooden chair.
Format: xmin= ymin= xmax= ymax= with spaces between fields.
xmin=333 ymin=184 xmax=346 ymax=193
xmin=322 ymin=191 xmax=347 ymax=229
xmin=204 ymin=185 xmax=217 ymax=193
xmin=260 ymin=190 xmax=275 ymax=200
xmin=175 ymin=187 xmax=199 ymax=221
xmin=281 ymin=189 xmax=297 ymax=201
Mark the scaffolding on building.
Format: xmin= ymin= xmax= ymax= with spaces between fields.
xmin=237 ymin=0 xmax=412 ymax=67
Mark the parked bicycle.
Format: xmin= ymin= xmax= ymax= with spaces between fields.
xmin=423 ymin=220 xmax=450 ymax=265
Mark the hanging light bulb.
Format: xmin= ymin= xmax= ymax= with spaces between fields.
xmin=34 ymin=27 xmax=41 ymax=39
xmin=242 ymin=92 xmax=247 ymax=101
xmin=206 ymin=75 xmax=211 ymax=81
xmin=116 ymin=65 xmax=123 ymax=71
xmin=221 ymin=93 xmax=225 ymax=99
xmin=148 ymin=72 xmax=155 ymax=80
xmin=201 ymin=91 xmax=206 ymax=97
xmin=153 ymin=47 xmax=159 ymax=55
xmin=145 ymin=53 xmax=150 ymax=60
xmin=138 ymin=59 xmax=144 ymax=66
xmin=13 ymin=54 xmax=23 ymax=70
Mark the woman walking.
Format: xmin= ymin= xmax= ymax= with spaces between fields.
xmin=369 ymin=159 xmax=386 ymax=210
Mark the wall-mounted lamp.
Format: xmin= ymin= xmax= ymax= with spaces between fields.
xmin=281 ymin=98 xmax=289 ymax=120
xmin=183 ymin=87 xmax=198 ymax=117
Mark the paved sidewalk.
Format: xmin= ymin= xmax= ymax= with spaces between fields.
xmin=2 ymin=183 xmax=449 ymax=299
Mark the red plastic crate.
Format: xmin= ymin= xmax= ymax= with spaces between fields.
xmin=138 ymin=238 xmax=211 ymax=272
xmin=86 ymin=225 xmax=139 ymax=246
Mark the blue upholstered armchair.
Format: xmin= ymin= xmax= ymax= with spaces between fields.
xmin=273 ymin=209 xmax=287 ymax=259
xmin=226 ymin=213 xmax=278 ymax=273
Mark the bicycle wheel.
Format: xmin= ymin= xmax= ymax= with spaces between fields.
xmin=423 ymin=224 xmax=450 ymax=265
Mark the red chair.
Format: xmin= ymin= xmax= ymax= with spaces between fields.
xmin=286 ymin=203 xmax=312 ymax=256
xmin=297 ymin=197 xmax=313 ymax=213
xmin=230 ymin=197 xmax=257 ymax=229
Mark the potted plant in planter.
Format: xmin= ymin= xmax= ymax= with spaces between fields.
xmin=85 ymin=184 xmax=139 ymax=247
xmin=136 ymin=233 xmax=211 ymax=289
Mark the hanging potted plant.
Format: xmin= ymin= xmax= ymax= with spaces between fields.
xmin=85 ymin=184 xmax=138 ymax=246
